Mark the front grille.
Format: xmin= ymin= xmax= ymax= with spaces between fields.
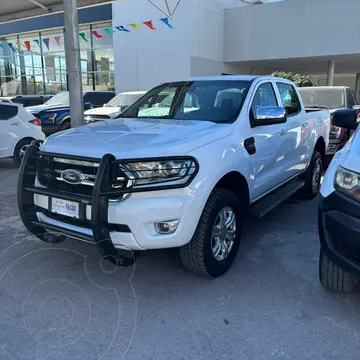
xmin=37 ymin=154 xmax=129 ymax=200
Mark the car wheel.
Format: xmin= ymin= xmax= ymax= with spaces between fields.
xmin=12 ymin=138 xmax=33 ymax=166
xmin=59 ymin=120 xmax=71 ymax=131
xmin=180 ymin=188 xmax=243 ymax=277
xmin=299 ymin=151 xmax=323 ymax=199
xmin=319 ymin=249 xmax=358 ymax=293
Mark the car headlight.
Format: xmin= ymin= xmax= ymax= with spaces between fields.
xmin=110 ymin=110 xmax=121 ymax=118
xmin=334 ymin=166 xmax=360 ymax=200
xmin=121 ymin=158 xmax=198 ymax=188
xmin=44 ymin=113 xmax=57 ymax=122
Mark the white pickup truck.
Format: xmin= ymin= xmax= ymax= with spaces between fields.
xmin=18 ymin=76 xmax=333 ymax=277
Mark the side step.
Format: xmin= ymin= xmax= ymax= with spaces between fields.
xmin=249 ymin=179 xmax=305 ymax=218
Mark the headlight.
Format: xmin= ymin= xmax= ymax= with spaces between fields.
xmin=44 ymin=113 xmax=57 ymax=122
xmin=121 ymin=158 xmax=198 ymax=188
xmin=110 ymin=110 xmax=121 ymax=118
xmin=334 ymin=166 xmax=360 ymax=200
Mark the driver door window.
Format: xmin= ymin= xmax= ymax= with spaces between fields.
xmin=251 ymin=83 xmax=278 ymax=117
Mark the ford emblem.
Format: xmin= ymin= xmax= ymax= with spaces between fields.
xmin=61 ymin=169 xmax=85 ymax=185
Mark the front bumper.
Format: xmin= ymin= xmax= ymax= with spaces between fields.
xmin=318 ymin=191 xmax=360 ymax=277
xmin=18 ymin=145 xmax=203 ymax=262
xmin=326 ymin=139 xmax=346 ymax=156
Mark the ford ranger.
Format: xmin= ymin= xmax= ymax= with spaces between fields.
xmin=299 ymin=86 xmax=360 ymax=157
xmin=18 ymin=76 xmax=333 ymax=277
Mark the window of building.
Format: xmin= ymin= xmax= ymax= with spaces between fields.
xmin=0 ymin=21 xmax=115 ymax=96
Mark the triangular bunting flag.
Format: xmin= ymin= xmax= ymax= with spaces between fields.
xmin=15 ymin=42 xmax=22 ymax=48
xmin=104 ymin=28 xmax=115 ymax=34
xmin=129 ymin=23 xmax=141 ymax=29
xmin=116 ymin=26 xmax=130 ymax=32
xmin=54 ymin=36 xmax=61 ymax=45
xmin=79 ymin=32 xmax=89 ymax=42
xmin=92 ymin=30 xmax=103 ymax=39
xmin=8 ymin=43 xmax=16 ymax=52
xmin=0 ymin=44 xmax=5 ymax=51
xmin=43 ymin=38 xmax=50 ymax=50
xmin=24 ymin=41 xmax=31 ymax=51
xmin=143 ymin=21 xmax=156 ymax=30
xmin=160 ymin=17 xmax=173 ymax=28
xmin=34 ymin=39 xmax=41 ymax=48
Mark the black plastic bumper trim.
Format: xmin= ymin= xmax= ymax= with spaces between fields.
xmin=319 ymin=192 xmax=360 ymax=276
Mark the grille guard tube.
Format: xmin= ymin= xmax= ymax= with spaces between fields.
xmin=17 ymin=144 xmax=135 ymax=267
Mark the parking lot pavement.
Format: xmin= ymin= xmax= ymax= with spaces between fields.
xmin=1 ymin=159 xmax=360 ymax=360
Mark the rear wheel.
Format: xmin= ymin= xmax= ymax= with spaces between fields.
xmin=299 ymin=151 xmax=323 ymax=199
xmin=180 ymin=189 xmax=243 ymax=277
xmin=12 ymin=138 xmax=33 ymax=166
xmin=319 ymin=250 xmax=359 ymax=293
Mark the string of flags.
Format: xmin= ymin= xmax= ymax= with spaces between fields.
xmin=0 ymin=17 xmax=173 ymax=53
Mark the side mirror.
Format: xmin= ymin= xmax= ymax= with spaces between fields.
xmin=84 ymin=102 xmax=93 ymax=110
xmin=332 ymin=109 xmax=358 ymax=130
xmin=251 ymin=106 xmax=287 ymax=127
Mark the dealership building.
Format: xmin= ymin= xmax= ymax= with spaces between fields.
xmin=1 ymin=0 xmax=360 ymax=98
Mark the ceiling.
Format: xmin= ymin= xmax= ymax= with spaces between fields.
xmin=229 ymin=54 xmax=360 ymax=77
xmin=0 ymin=0 xmax=114 ymax=24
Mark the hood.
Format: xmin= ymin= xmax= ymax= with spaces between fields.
xmin=340 ymin=127 xmax=360 ymax=173
xmin=41 ymin=118 xmax=233 ymax=159
xmin=84 ymin=106 xmax=120 ymax=117
xmin=25 ymin=104 xmax=69 ymax=113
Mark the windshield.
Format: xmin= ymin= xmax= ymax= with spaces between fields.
xmin=298 ymin=88 xmax=345 ymax=109
xmin=119 ymin=80 xmax=252 ymax=123
xmin=106 ymin=92 xmax=145 ymax=107
xmin=45 ymin=91 xmax=70 ymax=106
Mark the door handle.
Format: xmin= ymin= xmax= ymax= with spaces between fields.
xmin=11 ymin=123 xmax=20 ymax=126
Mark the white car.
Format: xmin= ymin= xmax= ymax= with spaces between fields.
xmin=318 ymin=108 xmax=360 ymax=292
xmin=0 ymin=103 xmax=45 ymax=165
xmin=84 ymin=91 xmax=146 ymax=123
xmin=18 ymin=76 xmax=334 ymax=277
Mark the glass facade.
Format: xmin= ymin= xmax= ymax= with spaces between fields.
xmin=0 ymin=21 xmax=114 ymax=96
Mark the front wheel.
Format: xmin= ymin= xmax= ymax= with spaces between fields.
xmin=180 ymin=188 xmax=243 ymax=277
xmin=12 ymin=138 xmax=33 ymax=166
xmin=299 ymin=151 xmax=323 ymax=199
xmin=319 ymin=250 xmax=359 ymax=293
xmin=59 ymin=120 xmax=71 ymax=131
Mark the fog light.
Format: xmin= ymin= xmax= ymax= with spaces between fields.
xmin=155 ymin=220 xmax=179 ymax=234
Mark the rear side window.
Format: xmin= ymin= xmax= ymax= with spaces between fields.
xmin=0 ymin=104 xmax=18 ymax=120
xmin=276 ymin=83 xmax=301 ymax=116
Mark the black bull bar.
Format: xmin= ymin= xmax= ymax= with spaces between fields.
xmin=17 ymin=143 xmax=135 ymax=266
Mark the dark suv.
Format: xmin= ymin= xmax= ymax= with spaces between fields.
xmin=0 ymin=95 xmax=53 ymax=107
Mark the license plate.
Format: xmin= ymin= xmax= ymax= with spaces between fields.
xmin=51 ymin=198 xmax=80 ymax=218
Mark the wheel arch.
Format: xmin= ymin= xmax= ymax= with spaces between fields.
xmin=213 ymin=171 xmax=250 ymax=213
xmin=314 ymin=136 xmax=326 ymax=160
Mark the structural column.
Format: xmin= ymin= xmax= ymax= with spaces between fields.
xmin=64 ymin=0 xmax=84 ymax=128
xmin=355 ymin=73 xmax=360 ymax=101
xmin=326 ymin=60 xmax=335 ymax=86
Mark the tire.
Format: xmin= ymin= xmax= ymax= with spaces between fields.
xmin=180 ymin=188 xmax=243 ymax=277
xmin=12 ymin=138 xmax=33 ymax=166
xmin=299 ymin=151 xmax=323 ymax=199
xmin=59 ymin=119 xmax=71 ymax=131
xmin=319 ymin=250 xmax=358 ymax=293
